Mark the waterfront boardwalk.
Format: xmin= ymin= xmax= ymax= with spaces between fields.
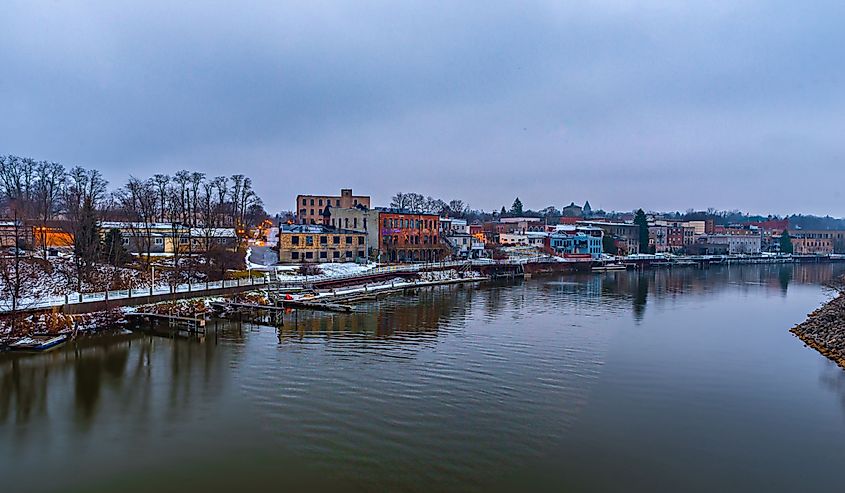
xmin=2 ymin=254 xmax=838 ymax=316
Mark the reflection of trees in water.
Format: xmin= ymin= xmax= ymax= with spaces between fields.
xmin=584 ymin=264 xmax=842 ymax=321
xmin=632 ymin=273 xmax=649 ymax=322
xmin=0 ymin=330 xmax=232 ymax=429
xmin=0 ymin=357 xmax=50 ymax=426
xmin=778 ymin=266 xmax=793 ymax=295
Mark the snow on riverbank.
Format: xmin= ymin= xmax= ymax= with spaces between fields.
xmin=271 ymin=261 xmax=378 ymax=281
xmin=289 ymin=268 xmax=484 ymax=302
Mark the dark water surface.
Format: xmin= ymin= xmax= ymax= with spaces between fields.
xmin=3 ymin=264 xmax=845 ymax=492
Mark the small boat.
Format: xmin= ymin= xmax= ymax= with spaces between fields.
xmin=592 ymin=263 xmax=627 ymax=272
xmin=8 ymin=334 xmax=69 ymax=352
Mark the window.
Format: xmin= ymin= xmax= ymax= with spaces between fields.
xmin=353 ymin=218 xmax=358 ymax=228
xmin=305 ymin=251 xmax=313 ymax=259
xmin=291 ymin=251 xmax=299 ymax=259
xmin=291 ymin=236 xmax=300 ymax=245
xmin=121 ymin=238 xmax=129 ymax=245
xmin=345 ymin=251 xmax=352 ymax=258
xmin=319 ymin=199 xmax=323 ymax=206
xmin=358 ymin=237 xmax=364 ymax=245
xmin=302 ymin=198 xmax=307 ymax=205
xmin=358 ymin=250 xmax=364 ymax=258
xmin=346 ymin=236 xmax=352 ymax=244
xmin=344 ymin=218 xmax=349 ymax=228
xmin=363 ymin=218 xmax=367 ymax=230
xmin=335 ymin=199 xmax=340 ymax=206
xmin=320 ymin=251 xmax=327 ymax=259
xmin=154 ymin=237 xmax=163 ymax=245
xmin=383 ymin=219 xmax=388 ymax=228
xmin=305 ymin=236 xmax=313 ymax=246
xmin=179 ymin=237 xmax=189 ymax=244
xmin=333 ymin=236 xmax=340 ymax=244
xmin=310 ymin=199 xmax=314 ymax=206
xmin=320 ymin=236 xmax=327 ymax=245
xmin=310 ymin=209 xmax=314 ymax=215
xmin=333 ymin=251 xmax=340 ymax=258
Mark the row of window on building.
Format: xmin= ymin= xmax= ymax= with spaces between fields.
xmin=382 ymin=234 xmax=439 ymax=245
xmin=301 ymin=197 xmax=362 ymax=207
xmin=290 ymin=235 xmax=365 ymax=246
xmin=291 ymin=250 xmax=365 ymax=260
xmin=382 ymin=218 xmax=438 ymax=229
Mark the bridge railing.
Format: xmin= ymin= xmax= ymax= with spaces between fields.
xmin=0 ymin=259 xmax=502 ymax=313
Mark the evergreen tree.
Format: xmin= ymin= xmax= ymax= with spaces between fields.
xmin=602 ymin=235 xmax=618 ymax=255
xmin=511 ymin=197 xmax=523 ymax=215
xmin=102 ymin=228 xmax=130 ymax=266
xmin=779 ymin=231 xmax=794 ymax=254
xmin=634 ymin=209 xmax=650 ymax=253
xmin=500 ymin=206 xmax=507 ymax=216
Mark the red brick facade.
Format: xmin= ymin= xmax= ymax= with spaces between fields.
xmin=378 ymin=210 xmax=445 ymax=262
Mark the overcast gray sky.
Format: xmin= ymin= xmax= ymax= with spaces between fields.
xmin=2 ymin=1 xmax=844 ymax=216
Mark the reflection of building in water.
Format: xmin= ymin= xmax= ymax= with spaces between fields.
xmin=790 ymin=264 xmax=844 ymax=286
xmin=281 ymin=284 xmax=476 ymax=342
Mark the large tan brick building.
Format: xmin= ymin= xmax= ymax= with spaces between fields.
xmin=277 ymin=224 xmax=367 ymax=263
xmin=791 ymin=236 xmax=834 ymax=255
xmin=296 ymin=188 xmax=370 ymax=225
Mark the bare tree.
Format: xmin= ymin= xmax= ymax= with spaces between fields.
xmin=173 ymin=170 xmax=191 ymax=224
xmin=0 ymin=204 xmax=30 ymax=327
xmin=189 ymin=172 xmax=205 ymax=226
xmin=151 ymin=174 xmax=170 ymax=222
xmin=230 ymin=174 xmax=244 ymax=225
xmin=211 ymin=176 xmax=229 ymax=227
xmin=34 ymin=161 xmax=66 ymax=259
xmin=119 ymin=177 xmax=157 ymax=266
xmin=447 ymin=199 xmax=467 ymax=217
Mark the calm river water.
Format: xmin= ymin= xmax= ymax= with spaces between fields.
xmin=3 ymin=264 xmax=845 ymax=492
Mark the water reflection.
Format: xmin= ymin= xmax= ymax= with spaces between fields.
xmin=1 ymin=263 xmax=845 ymax=493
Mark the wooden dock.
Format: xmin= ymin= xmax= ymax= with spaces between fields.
xmin=126 ymin=312 xmax=207 ymax=333
xmin=210 ymin=301 xmax=287 ymax=312
xmin=280 ymin=299 xmax=354 ymax=312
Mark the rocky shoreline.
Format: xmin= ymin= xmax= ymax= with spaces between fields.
xmin=791 ymin=291 xmax=845 ymax=369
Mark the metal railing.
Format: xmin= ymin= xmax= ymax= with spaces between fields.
xmin=0 ymin=260 xmax=478 ymax=312
xmin=0 ymin=257 xmax=579 ymax=313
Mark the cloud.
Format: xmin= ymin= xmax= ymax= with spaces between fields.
xmin=2 ymin=0 xmax=844 ymax=215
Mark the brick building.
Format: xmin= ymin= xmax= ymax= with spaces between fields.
xmin=296 ymin=188 xmax=370 ymax=225
xmin=788 ymin=229 xmax=845 ymax=254
xmin=790 ymin=235 xmax=834 ymax=255
xmin=377 ymin=208 xmax=445 ymax=262
xmin=277 ymin=224 xmax=367 ymax=263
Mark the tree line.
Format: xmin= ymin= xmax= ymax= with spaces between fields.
xmin=1 ymin=154 xmax=268 ymax=240
xmin=1 ymin=154 xmax=268 ymax=299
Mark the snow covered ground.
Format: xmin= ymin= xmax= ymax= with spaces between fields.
xmin=274 ymin=261 xmax=378 ymax=281
xmin=289 ymin=269 xmax=485 ymax=301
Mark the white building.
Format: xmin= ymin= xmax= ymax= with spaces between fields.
xmin=707 ymin=234 xmax=762 ymax=254
xmin=499 ymin=233 xmax=529 ymax=245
